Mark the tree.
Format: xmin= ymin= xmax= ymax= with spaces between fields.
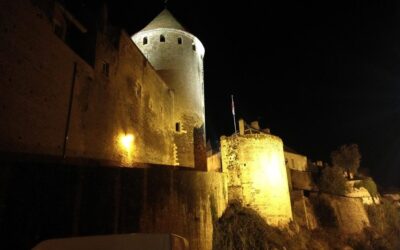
xmin=318 ymin=166 xmax=348 ymax=195
xmin=330 ymin=144 xmax=361 ymax=178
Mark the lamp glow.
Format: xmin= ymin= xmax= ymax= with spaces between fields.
xmin=119 ymin=134 xmax=134 ymax=151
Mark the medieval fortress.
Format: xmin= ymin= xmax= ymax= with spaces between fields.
xmin=0 ymin=1 xmax=383 ymax=249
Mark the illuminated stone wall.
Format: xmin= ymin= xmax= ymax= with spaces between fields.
xmin=284 ymin=151 xmax=308 ymax=171
xmin=0 ymin=0 xmax=175 ymax=166
xmin=132 ymin=20 xmax=206 ymax=169
xmin=206 ymin=152 xmax=221 ymax=172
xmin=220 ymin=134 xmax=293 ymax=227
xmin=345 ymin=180 xmax=378 ymax=205
xmin=67 ymin=30 xmax=175 ymax=166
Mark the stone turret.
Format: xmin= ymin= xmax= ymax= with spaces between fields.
xmin=132 ymin=9 xmax=205 ymax=169
xmin=220 ymin=126 xmax=293 ymax=227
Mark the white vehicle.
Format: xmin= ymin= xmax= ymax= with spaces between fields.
xmin=33 ymin=233 xmax=189 ymax=250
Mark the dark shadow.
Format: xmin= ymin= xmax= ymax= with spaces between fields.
xmin=311 ymin=197 xmax=338 ymax=228
xmin=194 ymin=124 xmax=206 ymax=170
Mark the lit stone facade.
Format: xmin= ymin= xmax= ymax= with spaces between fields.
xmin=132 ymin=10 xmax=206 ymax=169
xmin=284 ymin=151 xmax=308 ymax=171
xmin=220 ymin=133 xmax=293 ymax=227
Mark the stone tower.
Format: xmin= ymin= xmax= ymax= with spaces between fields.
xmin=132 ymin=9 xmax=205 ymax=169
xmin=220 ymin=131 xmax=293 ymax=227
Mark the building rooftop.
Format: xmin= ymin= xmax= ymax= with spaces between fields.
xmin=141 ymin=9 xmax=186 ymax=32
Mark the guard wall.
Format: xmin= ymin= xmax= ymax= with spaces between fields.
xmin=0 ymin=0 xmax=175 ymax=166
xmin=0 ymin=162 xmax=228 ymax=250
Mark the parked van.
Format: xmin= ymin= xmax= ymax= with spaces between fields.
xmin=33 ymin=233 xmax=189 ymax=250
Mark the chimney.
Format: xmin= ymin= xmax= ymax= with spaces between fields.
xmin=239 ymin=119 xmax=245 ymax=135
xmin=262 ymin=128 xmax=271 ymax=134
xmin=250 ymin=121 xmax=260 ymax=130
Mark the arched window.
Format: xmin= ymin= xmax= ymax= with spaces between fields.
xmin=192 ymin=44 xmax=196 ymax=51
xmin=160 ymin=35 xmax=165 ymax=42
xmin=143 ymin=37 xmax=148 ymax=45
xmin=177 ymin=37 xmax=182 ymax=44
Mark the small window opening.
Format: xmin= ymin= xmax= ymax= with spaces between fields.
xmin=160 ymin=35 xmax=165 ymax=42
xmin=192 ymin=44 xmax=196 ymax=51
xmin=102 ymin=62 xmax=109 ymax=77
xmin=177 ymin=37 xmax=182 ymax=44
xmin=175 ymin=122 xmax=181 ymax=132
xmin=143 ymin=37 xmax=148 ymax=45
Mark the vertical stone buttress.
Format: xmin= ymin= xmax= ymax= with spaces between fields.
xmin=132 ymin=10 xmax=206 ymax=169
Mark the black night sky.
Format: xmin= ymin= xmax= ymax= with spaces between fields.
xmin=72 ymin=0 xmax=400 ymax=188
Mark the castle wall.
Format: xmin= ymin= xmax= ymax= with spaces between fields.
xmin=133 ymin=29 xmax=206 ymax=169
xmin=206 ymin=152 xmax=221 ymax=172
xmin=0 ymin=162 xmax=227 ymax=250
xmin=345 ymin=180 xmax=378 ymax=205
xmin=284 ymin=151 xmax=308 ymax=171
xmin=290 ymin=170 xmax=318 ymax=191
xmin=311 ymin=193 xmax=370 ymax=234
xmin=220 ymin=134 xmax=293 ymax=227
xmin=0 ymin=0 xmax=175 ymax=166
xmin=291 ymin=190 xmax=318 ymax=230
xmin=0 ymin=0 xmax=89 ymax=156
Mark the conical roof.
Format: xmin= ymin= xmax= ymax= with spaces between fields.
xmin=141 ymin=9 xmax=186 ymax=32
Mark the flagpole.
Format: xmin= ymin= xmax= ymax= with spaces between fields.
xmin=231 ymin=95 xmax=237 ymax=134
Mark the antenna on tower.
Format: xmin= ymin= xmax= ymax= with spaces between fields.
xmin=231 ymin=95 xmax=237 ymax=134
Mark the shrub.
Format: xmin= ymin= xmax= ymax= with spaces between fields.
xmin=318 ymin=166 xmax=347 ymax=195
xmin=213 ymin=202 xmax=330 ymax=250
xmin=330 ymin=144 xmax=361 ymax=177
xmin=212 ymin=202 xmax=274 ymax=250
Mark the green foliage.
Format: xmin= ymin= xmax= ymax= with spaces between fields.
xmin=354 ymin=177 xmax=378 ymax=197
xmin=318 ymin=166 xmax=347 ymax=195
xmin=331 ymin=144 xmax=361 ymax=175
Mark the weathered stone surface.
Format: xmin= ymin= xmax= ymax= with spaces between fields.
xmin=291 ymin=190 xmax=318 ymax=229
xmin=207 ymin=152 xmax=221 ymax=172
xmin=313 ymin=193 xmax=370 ymax=234
xmin=220 ymin=134 xmax=293 ymax=227
xmin=290 ymin=170 xmax=318 ymax=191
xmin=0 ymin=0 xmax=177 ymax=166
xmin=284 ymin=151 xmax=308 ymax=171
xmin=132 ymin=17 xmax=206 ymax=169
